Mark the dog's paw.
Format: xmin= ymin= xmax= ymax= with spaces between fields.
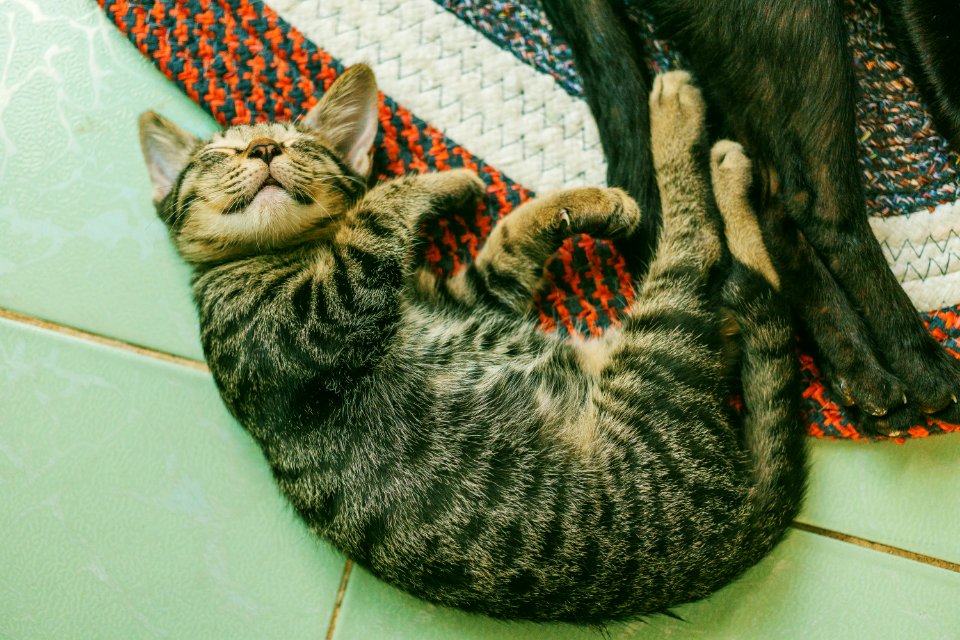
xmin=895 ymin=342 xmax=960 ymax=415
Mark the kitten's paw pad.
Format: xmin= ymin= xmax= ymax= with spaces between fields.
xmin=649 ymin=70 xmax=706 ymax=155
xmin=710 ymin=140 xmax=753 ymax=204
xmin=651 ymin=70 xmax=700 ymax=111
xmin=710 ymin=140 xmax=752 ymax=176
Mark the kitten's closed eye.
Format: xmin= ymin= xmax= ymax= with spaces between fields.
xmin=202 ymin=146 xmax=239 ymax=155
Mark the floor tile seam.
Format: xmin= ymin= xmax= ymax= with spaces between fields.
xmin=0 ymin=307 xmax=208 ymax=372
xmin=5 ymin=310 xmax=956 ymax=576
xmin=325 ymin=559 xmax=354 ymax=640
xmin=1 ymin=308 xmax=362 ymax=637
xmin=792 ymin=520 xmax=960 ymax=573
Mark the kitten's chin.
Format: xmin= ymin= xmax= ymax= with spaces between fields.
xmin=250 ymin=184 xmax=290 ymax=209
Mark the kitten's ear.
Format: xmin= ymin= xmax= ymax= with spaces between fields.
xmin=302 ymin=64 xmax=379 ymax=178
xmin=138 ymin=111 xmax=199 ymax=204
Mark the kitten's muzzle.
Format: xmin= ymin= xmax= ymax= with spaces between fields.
xmin=245 ymin=138 xmax=282 ymax=165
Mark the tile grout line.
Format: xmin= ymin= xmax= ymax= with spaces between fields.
xmin=0 ymin=307 xmax=209 ymax=372
xmin=325 ymin=559 xmax=354 ymax=640
xmin=4 ymin=309 xmax=959 ymax=575
xmin=792 ymin=521 xmax=960 ymax=573
xmin=2 ymin=306 xmax=364 ymax=632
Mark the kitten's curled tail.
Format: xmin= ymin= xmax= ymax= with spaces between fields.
xmin=712 ymin=140 xmax=806 ymax=557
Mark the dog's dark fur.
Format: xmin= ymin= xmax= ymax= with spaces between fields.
xmin=540 ymin=0 xmax=960 ymax=434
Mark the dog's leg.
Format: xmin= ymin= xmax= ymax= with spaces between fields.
xmin=752 ymin=5 xmax=960 ymax=426
xmin=880 ymin=0 xmax=960 ymax=150
xmin=756 ymin=198 xmax=905 ymax=419
xmin=648 ymin=0 xmax=960 ymax=429
xmin=539 ymin=0 xmax=661 ymax=274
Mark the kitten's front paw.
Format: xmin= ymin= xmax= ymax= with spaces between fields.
xmin=551 ymin=187 xmax=641 ymax=238
xmin=418 ymin=168 xmax=487 ymax=217
xmin=649 ymin=71 xmax=706 ymax=163
xmin=442 ymin=168 xmax=486 ymax=204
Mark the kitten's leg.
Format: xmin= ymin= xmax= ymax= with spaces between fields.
xmin=346 ymin=167 xmax=486 ymax=300
xmin=623 ymin=71 xmax=723 ymax=332
xmin=711 ymin=140 xmax=805 ymax=537
xmin=595 ymin=73 xmax=731 ymax=446
xmin=635 ymin=71 xmax=722 ymax=290
xmin=438 ymin=187 xmax=641 ymax=314
xmin=710 ymin=142 xmax=778 ymax=292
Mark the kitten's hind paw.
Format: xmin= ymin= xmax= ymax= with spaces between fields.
xmin=650 ymin=71 xmax=707 ymax=163
xmin=710 ymin=141 xmax=780 ymax=290
xmin=711 ymin=141 xmax=753 ymax=190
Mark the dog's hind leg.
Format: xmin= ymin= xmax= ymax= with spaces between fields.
xmin=539 ymin=0 xmax=662 ymax=274
xmin=651 ymin=0 xmax=960 ymax=431
xmin=880 ymin=0 xmax=960 ymax=150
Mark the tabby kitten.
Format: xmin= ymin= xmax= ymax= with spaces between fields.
xmin=138 ymin=65 xmax=805 ymax=622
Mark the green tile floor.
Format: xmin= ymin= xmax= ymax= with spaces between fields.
xmin=1 ymin=1 xmax=958 ymax=638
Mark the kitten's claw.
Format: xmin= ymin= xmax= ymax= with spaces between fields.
xmin=547 ymin=188 xmax=641 ymax=239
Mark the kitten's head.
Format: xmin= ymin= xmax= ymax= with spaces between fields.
xmin=138 ymin=64 xmax=379 ymax=264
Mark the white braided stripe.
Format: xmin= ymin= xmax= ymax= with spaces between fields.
xmin=272 ymin=0 xmax=959 ymax=312
xmin=870 ymin=201 xmax=960 ymax=311
xmin=271 ymin=0 xmax=606 ymax=194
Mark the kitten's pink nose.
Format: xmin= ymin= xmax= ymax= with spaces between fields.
xmin=246 ymin=138 xmax=282 ymax=165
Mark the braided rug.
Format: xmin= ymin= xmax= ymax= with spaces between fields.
xmin=98 ymin=0 xmax=960 ymax=440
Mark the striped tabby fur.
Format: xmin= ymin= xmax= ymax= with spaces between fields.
xmin=138 ymin=65 xmax=805 ymax=622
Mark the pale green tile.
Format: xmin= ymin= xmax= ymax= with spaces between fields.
xmin=799 ymin=436 xmax=960 ymax=565
xmin=0 ymin=0 xmax=216 ymax=360
xmin=333 ymin=530 xmax=960 ymax=640
xmin=0 ymin=318 xmax=343 ymax=639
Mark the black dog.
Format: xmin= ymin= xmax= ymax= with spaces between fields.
xmin=540 ymin=0 xmax=960 ymax=435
